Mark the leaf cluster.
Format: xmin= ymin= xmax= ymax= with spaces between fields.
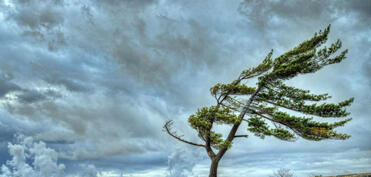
xmin=188 ymin=106 xmax=239 ymax=149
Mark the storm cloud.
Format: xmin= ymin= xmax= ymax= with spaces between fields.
xmin=0 ymin=0 xmax=370 ymax=176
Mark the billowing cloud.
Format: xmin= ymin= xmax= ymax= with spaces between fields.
xmin=79 ymin=164 xmax=99 ymax=177
xmin=0 ymin=135 xmax=66 ymax=177
xmin=0 ymin=135 xmax=103 ymax=177
xmin=166 ymin=147 xmax=203 ymax=177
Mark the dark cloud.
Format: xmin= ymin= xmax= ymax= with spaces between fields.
xmin=111 ymin=18 xmax=224 ymax=88
xmin=239 ymin=0 xmax=334 ymax=28
xmin=0 ymin=0 xmax=370 ymax=176
xmin=16 ymin=90 xmax=47 ymax=103
xmin=44 ymin=77 xmax=90 ymax=93
xmin=6 ymin=0 xmax=65 ymax=50
xmin=238 ymin=0 xmax=371 ymax=51
xmin=10 ymin=0 xmax=64 ymax=29
xmin=0 ymin=74 xmax=60 ymax=104
xmin=0 ymin=77 xmax=21 ymax=98
xmin=238 ymin=0 xmax=371 ymax=28
xmin=92 ymin=0 xmax=156 ymax=9
xmin=341 ymin=0 xmax=371 ymax=26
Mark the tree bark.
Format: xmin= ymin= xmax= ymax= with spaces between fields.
xmin=209 ymin=158 xmax=220 ymax=177
xmin=210 ymin=85 xmax=263 ymax=176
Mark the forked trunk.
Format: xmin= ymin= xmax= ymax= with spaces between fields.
xmin=209 ymin=158 xmax=220 ymax=177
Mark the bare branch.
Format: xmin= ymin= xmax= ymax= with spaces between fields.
xmin=164 ymin=121 xmax=205 ymax=147
xmin=234 ymin=135 xmax=249 ymax=138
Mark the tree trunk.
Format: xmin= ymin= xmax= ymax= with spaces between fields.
xmin=209 ymin=158 xmax=220 ymax=177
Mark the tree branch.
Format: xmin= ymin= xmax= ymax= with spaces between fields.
xmin=164 ymin=121 xmax=205 ymax=147
xmin=252 ymin=111 xmax=303 ymax=137
xmin=216 ymin=84 xmax=264 ymax=159
xmin=234 ymin=135 xmax=249 ymax=138
xmin=216 ymin=76 xmax=245 ymax=104
xmin=260 ymin=99 xmax=301 ymax=113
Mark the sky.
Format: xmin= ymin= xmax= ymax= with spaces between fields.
xmin=0 ymin=0 xmax=370 ymax=176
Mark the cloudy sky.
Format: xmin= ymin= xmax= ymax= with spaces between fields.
xmin=0 ymin=0 xmax=370 ymax=176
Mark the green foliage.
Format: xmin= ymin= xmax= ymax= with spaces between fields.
xmin=257 ymin=85 xmax=354 ymax=117
xmin=267 ymin=111 xmax=352 ymax=140
xmin=183 ymin=25 xmax=352 ymax=151
xmin=241 ymin=49 xmax=273 ymax=79
xmin=259 ymin=25 xmax=348 ymax=85
xmin=217 ymin=140 xmax=232 ymax=149
xmin=260 ymin=81 xmax=331 ymax=102
xmin=247 ymin=116 xmax=271 ymax=138
xmin=188 ymin=106 xmax=239 ymax=149
xmin=247 ymin=116 xmax=296 ymax=141
xmin=210 ymin=83 xmax=256 ymax=96
xmin=273 ymin=25 xmax=330 ymax=69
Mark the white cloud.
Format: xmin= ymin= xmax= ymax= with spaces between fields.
xmin=0 ymin=135 xmax=65 ymax=177
xmin=79 ymin=164 xmax=98 ymax=177
xmin=166 ymin=147 xmax=204 ymax=177
xmin=0 ymin=135 xmax=111 ymax=177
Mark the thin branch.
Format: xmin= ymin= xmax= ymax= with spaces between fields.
xmin=253 ymin=111 xmax=303 ymax=136
xmin=258 ymin=99 xmax=334 ymax=118
xmin=234 ymin=135 xmax=249 ymax=138
xmin=243 ymin=105 xmax=301 ymax=135
xmin=164 ymin=121 xmax=205 ymax=147
xmin=217 ymin=76 xmax=244 ymax=104
xmin=272 ymin=122 xmax=280 ymax=129
xmin=261 ymin=99 xmax=300 ymax=112
xmin=220 ymin=101 xmax=242 ymax=113
xmin=256 ymin=111 xmax=327 ymax=141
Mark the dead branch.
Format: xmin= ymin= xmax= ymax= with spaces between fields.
xmin=164 ymin=120 xmax=205 ymax=147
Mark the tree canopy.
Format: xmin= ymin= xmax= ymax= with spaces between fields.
xmin=164 ymin=25 xmax=353 ymax=177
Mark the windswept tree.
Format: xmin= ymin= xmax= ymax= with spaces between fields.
xmin=164 ymin=25 xmax=353 ymax=177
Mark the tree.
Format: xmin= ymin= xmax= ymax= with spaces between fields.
xmin=164 ymin=25 xmax=353 ymax=177
xmin=271 ymin=168 xmax=294 ymax=177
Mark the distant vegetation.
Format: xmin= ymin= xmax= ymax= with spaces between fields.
xmin=270 ymin=169 xmax=371 ymax=177
xmin=270 ymin=168 xmax=294 ymax=177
